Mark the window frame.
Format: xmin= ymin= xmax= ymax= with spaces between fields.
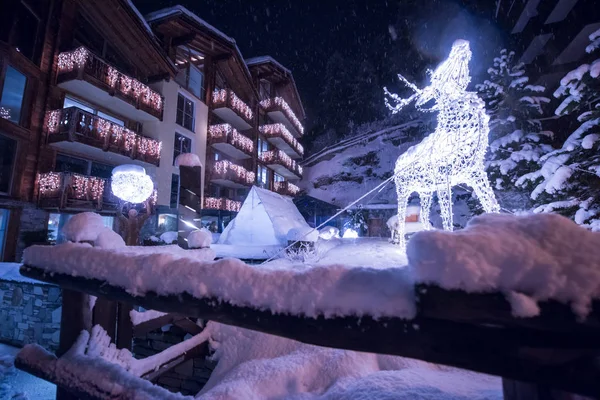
xmin=55 ymin=153 xmax=114 ymax=179
xmin=170 ymin=174 xmax=180 ymax=209
xmin=1 ymin=1 xmax=43 ymax=64
xmin=0 ymin=65 xmax=28 ymax=127
xmin=176 ymin=93 xmax=195 ymax=132
xmin=173 ymin=132 xmax=193 ymax=165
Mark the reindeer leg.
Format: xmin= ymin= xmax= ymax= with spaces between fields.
xmin=418 ymin=191 xmax=433 ymax=230
xmin=470 ymin=169 xmax=500 ymax=213
xmin=437 ymin=186 xmax=453 ymax=231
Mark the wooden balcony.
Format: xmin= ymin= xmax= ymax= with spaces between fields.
xmin=208 ymin=124 xmax=253 ymax=160
xmin=259 ymin=150 xmax=303 ymax=180
xmin=211 ymin=89 xmax=254 ymax=130
xmin=273 ymin=181 xmax=301 ymax=197
xmin=37 ymin=172 xmax=119 ymax=212
xmin=259 ymin=124 xmax=303 ymax=159
xmin=44 ymin=107 xmax=161 ymax=166
xmin=210 ymin=160 xmax=255 ymax=189
xmin=203 ymin=197 xmax=242 ymax=212
xmin=260 ymin=97 xmax=304 ymax=137
xmin=56 ymin=47 xmax=164 ymax=121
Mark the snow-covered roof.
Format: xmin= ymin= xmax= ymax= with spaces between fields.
xmin=145 ymin=5 xmax=235 ymax=45
xmin=246 ymin=56 xmax=291 ymax=74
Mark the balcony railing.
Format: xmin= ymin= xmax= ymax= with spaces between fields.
xmin=211 ymin=160 xmax=256 ymax=188
xmin=259 ymin=123 xmax=304 ymax=159
xmin=259 ymin=150 xmax=303 ymax=180
xmin=56 ymin=47 xmax=164 ymax=120
xmin=44 ymin=107 xmax=162 ymax=166
xmin=37 ymin=172 xmax=118 ymax=211
xmin=204 ymin=197 xmax=242 ymax=212
xmin=260 ymin=97 xmax=304 ymax=137
xmin=273 ymin=181 xmax=301 ymax=197
xmin=212 ymin=89 xmax=254 ymax=130
xmin=208 ymin=124 xmax=254 ymax=159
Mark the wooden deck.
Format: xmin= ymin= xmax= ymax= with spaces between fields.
xmin=17 ymin=265 xmax=600 ymax=399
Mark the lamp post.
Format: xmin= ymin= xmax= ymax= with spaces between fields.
xmin=111 ymin=165 xmax=154 ymax=246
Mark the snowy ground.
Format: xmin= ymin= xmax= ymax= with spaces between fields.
xmin=0 ymin=343 xmax=56 ymax=399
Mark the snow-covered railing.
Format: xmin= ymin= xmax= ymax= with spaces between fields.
xmin=211 ymin=160 xmax=255 ymax=186
xmin=259 ymin=123 xmax=304 ymax=158
xmin=212 ymin=88 xmax=254 ymax=123
xmin=260 ymin=97 xmax=304 ymax=136
xmin=44 ymin=107 xmax=162 ymax=166
xmin=57 ymin=47 xmax=164 ymax=119
xmin=259 ymin=149 xmax=303 ymax=178
xmin=273 ymin=181 xmax=300 ymax=197
xmin=204 ymin=196 xmax=242 ymax=212
xmin=208 ymin=124 xmax=254 ymax=156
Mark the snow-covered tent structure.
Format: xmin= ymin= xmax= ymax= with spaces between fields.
xmin=218 ymin=186 xmax=312 ymax=246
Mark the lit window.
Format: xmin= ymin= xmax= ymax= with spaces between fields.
xmin=257 ymin=137 xmax=269 ymax=155
xmin=257 ymin=165 xmax=269 ymax=188
xmin=0 ymin=66 xmax=27 ymax=125
xmin=176 ymin=93 xmax=195 ymax=131
xmin=274 ymin=174 xmax=285 ymax=183
xmin=0 ymin=134 xmax=17 ymax=194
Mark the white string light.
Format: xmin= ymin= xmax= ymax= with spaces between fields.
xmin=212 ymin=89 xmax=254 ymax=121
xmin=57 ymin=47 xmax=89 ymax=72
xmin=0 ymin=107 xmax=10 ymax=120
xmin=259 ymin=123 xmax=304 ymax=157
xmin=273 ymin=181 xmax=300 ymax=196
xmin=38 ymin=172 xmax=62 ymax=196
xmin=209 ymin=124 xmax=254 ymax=154
xmin=385 ymin=39 xmax=500 ymax=249
xmin=204 ymin=197 xmax=242 ymax=212
xmin=213 ymin=160 xmax=255 ymax=185
xmin=111 ymin=165 xmax=154 ymax=204
xmin=259 ymin=150 xmax=303 ymax=177
xmin=260 ymin=97 xmax=304 ymax=135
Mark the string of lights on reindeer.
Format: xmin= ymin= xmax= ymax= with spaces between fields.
xmin=384 ymin=39 xmax=500 ymax=249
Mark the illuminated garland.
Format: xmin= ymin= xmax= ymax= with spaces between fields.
xmin=0 ymin=107 xmax=10 ymax=120
xmin=57 ymin=47 xmax=89 ymax=72
xmin=204 ymin=197 xmax=242 ymax=212
xmin=71 ymin=174 xmax=105 ymax=201
xmin=124 ymin=131 xmax=137 ymax=152
xmin=259 ymin=123 xmax=304 ymax=157
xmin=57 ymin=47 xmax=163 ymax=112
xmin=138 ymin=136 xmax=162 ymax=159
xmin=38 ymin=172 xmax=62 ymax=196
xmin=260 ymin=97 xmax=304 ymax=135
xmin=212 ymin=89 xmax=254 ymax=122
xmin=259 ymin=150 xmax=303 ymax=177
xmin=209 ymin=124 xmax=254 ymax=154
xmin=273 ymin=181 xmax=300 ymax=196
xmin=213 ymin=160 xmax=255 ymax=185
xmin=384 ymin=39 xmax=500 ymax=249
xmin=45 ymin=110 xmax=62 ymax=134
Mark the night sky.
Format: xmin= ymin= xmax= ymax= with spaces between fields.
xmin=133 ymin=0 xmax=508 ymax=128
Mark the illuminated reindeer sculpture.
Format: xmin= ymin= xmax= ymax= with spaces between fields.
xmin=384 ymin=40 xmax=500 ymax=249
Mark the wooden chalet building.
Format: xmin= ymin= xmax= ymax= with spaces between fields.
xmin=0 ymin=1 xmax=307 ymax=261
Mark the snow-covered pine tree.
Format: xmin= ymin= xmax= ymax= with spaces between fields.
xmin=517 ymin=29 xmax=600 ymax=230
xmin=475 ymin=49 xmax=553 ymax=210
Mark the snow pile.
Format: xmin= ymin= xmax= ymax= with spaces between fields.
xmin=160 ymin=231 xmax=178 ymax=244
xmin=24 ymin=243 xmax=415 ymax=319
xmin=287 ymin=226 xmax=319 ymax=242
xmin=61 ymin=212 xmax=106 ymax=242
xmin=129 ymin=309 xmax=168 ymax=326
xmin=219 ymin=186 xmax=313 ymax=246
xmin=198 ymin=322 xmax=501 ymax=399
xmin=187 ymin=229 xmax=212 ymax=249
xmin=408 ymin=213 xmax=600 ymax=318
xmin=94 ymin=228 xmax=126 ymax=249
xmin=318 ymin=226 xmax=340 ymax=240
xmin=174 ymin=153 xmax=202 ymax=168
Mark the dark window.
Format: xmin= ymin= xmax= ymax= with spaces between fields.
xmin=257 ymin=165 xmax=269 ymax=188
xmin=0 ymin=134 xmax=17 ymax=194
xmin=257 ymin=137 xmax=269 ymax=155
xmin=55 ymin=154 xmax=88 ymax=175
xmin=176 ymin=94 xmax=195 ymax=131
xmin=90 ymin=162 xmax=113 ymax=179
xmin=173 ymin=133 xmax=192 ymax=165
xmin=0 ymin=1 xmax=42 ymax=63
xmin=0 ymin=66 xmax=27 ymax=125
xmin=259 ymin=80 xmax=271 ymax=101
xmin=188 ymin=65 xmax=204 ymax=99
xmin=170 ymin=174 xmax=180 ymax=209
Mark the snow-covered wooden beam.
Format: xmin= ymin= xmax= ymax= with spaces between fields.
xmin=19 ymin=265 xmax=600 ymax=397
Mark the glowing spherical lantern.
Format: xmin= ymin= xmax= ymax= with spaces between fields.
xmin=111 ymin=164 xmax=154 ymax=203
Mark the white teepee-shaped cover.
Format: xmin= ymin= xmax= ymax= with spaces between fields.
xmin=218 ymin=186 xmax=311 ymax=246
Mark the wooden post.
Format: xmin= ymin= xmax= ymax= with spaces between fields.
xmin=92 ymin=298 xmax=117 ymax=341
xmin=116 ymin=302 xmax=133 ymax=350
xmin=56 ymin=289 xmax=92 ymax=400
